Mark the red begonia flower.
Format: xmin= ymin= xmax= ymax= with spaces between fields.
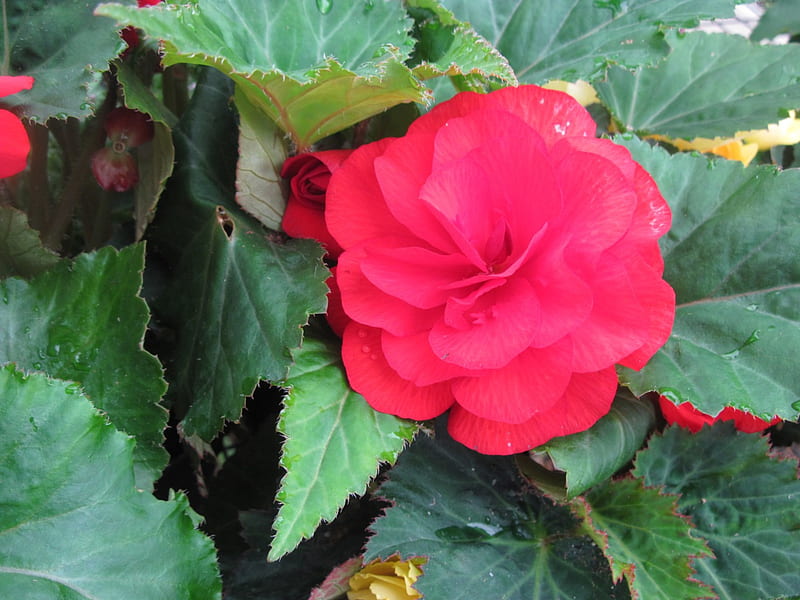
xmin=658 ymin=396 xmax=781 ymax=434
xmin=0 ymin=75 xmax=34 ymax=178
xmin=325 ymin=267 xmax=350 ymax=337
xmin=91 ymin=147 xmax=139 ymax=192
xmin=281 ymin=149 xmax=353 ymax=259
xmin=104 ymin=107 xmax=154 ymax=149
xmin=326 ymin=85 xmax=675 ymax=454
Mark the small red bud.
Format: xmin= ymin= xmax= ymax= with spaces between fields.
xmin=104 ymin=107 xmax=154 ymax=149
xmin=91 ymin=147 xmax=139 ymax=192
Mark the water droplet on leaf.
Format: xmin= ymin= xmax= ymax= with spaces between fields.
xmin=316 ymin=0 xmax=333 ymax=14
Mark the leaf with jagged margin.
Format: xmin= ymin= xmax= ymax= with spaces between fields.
xmin=0 ymin=205 xmax=59 ymax=279
xmin=2 ymin=0 xmax=121 ymax=121
xmin=0 ymin=244 xmax=168 ymax=489
xmin=438 ymin=0 xmax=736 ymax=84
xmin=162 ymin=208 xmax=329 ymax=440
xmin=366 ymin=428 xmax=629 ymax=599
xmin=529 ymin=389 xmax=656 ymax=499
xmin=406 ymin=0 xmax=516 ymax=86
xmin=615 ymin=136 xmax=800 ymax=422
xmin=95 ymin=0 xmax=427 ymax=150
xmin=269 ymin=335 xmax=416 ymax=561
xmin=634 ymin=423 xmax=800 ymax=599
xmin=0 ymin=365 xmax=221 ymax=599
xmin=596 ymin=31 xmax=800 ymax=140
xmin=573 ymin=478 xmax=712 ymax=600
xmin=233 ymin=85 xmax=288 ymax=232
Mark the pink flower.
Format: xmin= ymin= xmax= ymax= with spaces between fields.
xmin=0 ymin=76 xmax=34 ymax=178
xmin=281 ymin=150 xmax=353 ymax=259
xmin=659 ymin=396 xmax=781 ymax=434
xmin=326 ymin=85 xmax=675 ymax=454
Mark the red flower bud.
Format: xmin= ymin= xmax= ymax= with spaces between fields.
xmin=91 ymin=147 xmax=139 ymax=192
xmin=104 ymin=107 xmax=154 ymax=150
xmin=280 ymin=149 xmax=353 ymax=259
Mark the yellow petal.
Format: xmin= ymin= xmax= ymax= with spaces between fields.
xmin=348 ymin=559 xmax=424 ymax=600
xmin=541 ymin=80 xmax=599 ymax=106
xmin=738 ymin=111 xmax=800 ymax=151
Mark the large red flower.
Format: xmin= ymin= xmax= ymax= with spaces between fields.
xmin=0 ymin=75 xmax=34 ymax=178
xmin=326 ymin=85 xmax=675 ymax=454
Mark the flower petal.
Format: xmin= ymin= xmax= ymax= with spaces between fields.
xmin=326 ymin=138 xmax=411 ymax=249
xmin=381 ymin=330 xmax=476 ymax=386
xmin=448 ymin=367 xmax=618 ymax=454
xmin=342 ymin=324 xmax=454 ymax=420
xmin=451 ymin=337 xmax=573 ymax=424
xmin=0 ymin=75 xmax=34 ymax=98
xmin=0 ymin=110 xmax=31 ymax=178
xmin=430 ymin=276 xmax=540 ymax=369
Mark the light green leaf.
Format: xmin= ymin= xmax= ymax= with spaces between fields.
xmin=163 ymin=209 xmax=329 ymax=440
xmin=0 ymin=205 xmax=59 ymax=279
xmin=0 ymin=244 xmax=168 ymax=488
xmin=2 ymin=0 xmax=121 ymax=121
xmin=406 ymin=0 xmax=516 ymax=85
xmin=573 ymin=478 xmax=712 ymax=600
xmin=533 ymin=389 xmax=656 ymax=499
xmin=439 ymin=0 xmax=736 ymax=84
xmin=0 ymin=365 xmax=221 ymax=599
xmin=751 ymin=0 xmax=800 ymax=41
xmin=367 ymin=429 xmax=627 ymax=599
xmin=233 ymin=85 xmax=288 ymax=231
xmin=96 ymin=0 xmax=427 ymax=150
xmin=596 ymin=31 xmax=800 ymax=139
xmin=616 ymin=137 xmax=800 ymax=421
xmin=270 ymin=336 xmax=416 ymax=561
xmin=134 ymin=123 xmax=175 ymax=240
xmin=634 ymin=423 xmax=800 ymax=599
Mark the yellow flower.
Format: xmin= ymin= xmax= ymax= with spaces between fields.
xmin=651 ymin=134 xmax=759 ymax=167
xmin=347 ymin=558 xmax=425 ymax=600
xmin=738 ymin=110 xmax=800 ymax=151
xmin=541 ymin=79 xmax=599 ymax=107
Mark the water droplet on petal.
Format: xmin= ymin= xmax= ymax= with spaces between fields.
xmin=357 ymin=328 xmax=368 ymax=338
xmin=361 ymin=345 xmax=371 ymax=354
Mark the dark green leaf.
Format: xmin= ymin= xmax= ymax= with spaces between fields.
xmin=0 ymin=205 xmax=59 ymax=279
xmin=439 ymin=0 xmax=736 ymax=84
xmin=0 ymin=365 xmax=221 ymax=599
xmin=617 ymin=136 xmax=800 ymax=422
xmin=634 ymin=423 xmax=800 ymax=599
xmin=270 ymin=336 xmax=416 ymax=561
xmin=162 ymin=209 xmax=329 ymax=440
xmin=0 ymin=244 xmax=168 ymax=488
xmin=574 ymin=478 xmax=712 ymax=599
xmin=596 ymin=31 xmax=800 ymax=139
xmin=2 ymin=0 xmax=121 ymax=120
xmin=367 ymin=429 xmax=629 ymax=599
xmin=535 ymin=390 xmax=656 ymax=498
xmin=96 ymin=0 xmax=426 ymax=149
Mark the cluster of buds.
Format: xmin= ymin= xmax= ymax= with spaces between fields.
xmin=90 ymin=107 xmax=153 ymax=192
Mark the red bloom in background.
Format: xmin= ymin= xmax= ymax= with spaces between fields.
xmin=659 ymin=396 xmax=781 ymax=433
xmin=326 ymin=85 xmax=675 ymax=454
xmin=281 ymin=150 xmax=353 ymax=259
xmin=0 ymin=76 xmax=34 ymax=178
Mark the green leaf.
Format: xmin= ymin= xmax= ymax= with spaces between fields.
xmin=533 ymin=390 xmax=656 ymax=499
xmin=573 ymin=478 xmax=712 ymax=600
xmin=0 ymin=244 xmax=168 ymax=489
xmin=367 ymin=429 xmax=627 ymax=599
xmin=96 ymin=0 xmax=427 ymax=150
xmin=2 ymin=0 xmax=121 ymax=121
xmin=596 ymin=31 xmax=800 ymax=139
xmin=0 ymin=365 xmax=221 ymax=599
xmin=634 ymin=423 xmax=800 ymax=599
xmin=616 ymin=136 xmax=800 ymax=421
xmin=270 ymin=335 xmax=416 ymax=561
xmin=750 ymin=0 xmax=800 ymax=42
xmin=406 ymin=0 xmax=516 ymax=85
xmin=438 ymin=0 xmax=736 ymax=84
xmin=0 ymin=205 xmax=59 ymax=279
xmin=162 ymin=208 xmax=329 ymax=440
xmin=134 ymin=123 xmax=175 ymax=241
xmin=233 ymin=85 xmax=288 ymax=231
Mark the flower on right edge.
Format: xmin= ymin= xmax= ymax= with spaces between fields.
xmin=325 ymin=85 xmax=675 ymax=454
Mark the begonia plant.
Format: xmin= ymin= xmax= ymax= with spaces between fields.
xmin=1 ymin=1 xmax=799 ymax=599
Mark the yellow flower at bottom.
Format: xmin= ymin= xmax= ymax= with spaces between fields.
xmin=739 ymin=110 xmax=800 ymax=151
xmin=347 ymin=558 xmax=424 ymax=600
xmin=650 ymin=134 xmax=759 ymax=167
